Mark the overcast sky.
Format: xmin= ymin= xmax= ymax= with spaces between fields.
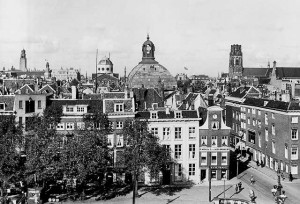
xmin=1 ymin=0 xmax=300 ymax=77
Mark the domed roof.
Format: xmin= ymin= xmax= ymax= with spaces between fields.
xmin=98 ymin=57 xmax=113 ymax=65
xmin=143 ymin=34 xmax=155 ymax=47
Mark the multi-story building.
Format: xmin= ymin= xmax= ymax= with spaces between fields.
xmin=136 ymin=109 xmax=201 ymax=184
xmin=226 ymin=97 xmax=300 ymax=178
xmin=51 ymin=67 xmax=80 ymax=81
xmin=199 ymin=106 xmax=231 ymax=181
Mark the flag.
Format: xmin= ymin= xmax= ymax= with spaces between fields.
xmin=184 ymin=67 xmax=188 ymax=70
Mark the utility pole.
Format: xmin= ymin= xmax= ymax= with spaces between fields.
xmin=208 ymin=151 xmax=211 ymax=202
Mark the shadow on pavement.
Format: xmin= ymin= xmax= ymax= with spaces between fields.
xmin=139 ymin=184 xmax=193 ymax=197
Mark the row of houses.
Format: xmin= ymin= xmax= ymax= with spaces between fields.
xmin=0 ymin=83 xmax=234 ymax=185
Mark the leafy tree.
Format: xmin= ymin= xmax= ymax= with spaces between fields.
xmin=118 ymin=119 xmax=172 ymax=204
xmin=70 ymin=79 xmax=79 ymax=87
xmin=0 ymin=115 xmax=24 ymax=196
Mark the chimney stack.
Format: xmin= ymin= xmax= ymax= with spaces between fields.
xmin=71 ymin=85 xmax=77 ymax=99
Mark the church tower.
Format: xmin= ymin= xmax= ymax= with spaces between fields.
xmin=229 ymin=44 xmax=243 ymax=78
xmin=140 ymin=34 xmax=158 ymax=64
xmin=19 ymin=49 xmax=27 ymax=71
xmin=44 ymin=62 xmax=51 ymax=79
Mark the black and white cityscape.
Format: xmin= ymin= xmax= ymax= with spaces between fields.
xmin=1 ymin=0 xmax=300 ymax=204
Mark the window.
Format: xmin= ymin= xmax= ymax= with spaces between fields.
xmin=265 ymin=113 xmax=268 ymax=125
xmin=252 ymin=119 xmax=256 ymax=126
xmin=116 ymin=121 xmax=123 ymax=129
xmin=56 ymin=123 xmax=64 ymax=130
xmin=175 ymin=164 xmax=182 ymax=181
xmin=175 ymin=127 xmax=182 ymax=139
xmin=189 ymin=164 xmax=195 ymax=176
xmin=116 ymin=135 xmax=124 ymax=147
xmin=285 ymin=144 xmax=288 ymax=159
xmin=151 ymin=127 xmax=158 ymax=136
xmin=175 ymin=112 xmax=182 ymax=118
xmin=272 ymin=124 xmax=275 ymax=135
xmin=77 ymin=122 xmax=85 ymax=130
xmin=38 ymin=100 xmax=42 ymax=109
xmin=211 ymin=152 xmax=217 ymax=165
xmin=25 ymin=100 xmax=35 ymax=113
xmin=247 ymin=118 xmax=250 ymax=125
xmin=286 ymin=164 xmax=289 ymax=173
xmin=19 ymin=101 xmax=23 ymax=109
xmin=258 ymin=134 xmax=261 ymax=148
xmin=189 ymin=127 xmax=196 ymax=139
xmin=163 ymin=127 xmax=170 ymax=140
xmin=248 ymin=130 xmax=255 ymax=144
xmin=151 ymin=112 xmax=157 ymax=119
xmin=233 ymin=111 xmax=235 ymax=119
xmin=247 ymin=108 xmax=250 ymax=113
xmin=221 ymin=153 xmax=227 ymax=165
xmin=258 ymin=110 xmax=261 ymax=116
xmin=291 ymin=129 xmax=298 ymax=140
xmin=291 ymin=147 xmax=298 ymax=160
xmin=201 ymin=136 xmax=207 ymax=145
xmin=211 ymin=170 xmax=217 ymax=179
xmin=107 ymin=134 xmax=113 ymax=147
xmin=291 ymin=165 xmax=298 ymax=174
xmin=114 ymin=103 xmax=124 ymax=112
xmin=211 ymin=121 xmax=219 ymax=130
xmin=272 ymin=141 xmax=276 ymax=154
xmin=211 ymin=136 xmax=217 ymax=147
xmin=0 ymin=103 xmax=4 ymax=110
xmin=77 ymin=106 xmax=85 ymax=112
xmin=66 ymin=107 xmax=74 ymax=112
xmin=189 ymin=144 xmax=195 ymax=159
xmin=221 ymin=170 xmax=227 ymax=179
xmin=258 ymin=120 xmax=261 ymax=128
xmin=252 ymin=108 xmax=256 ymax=115
xmin=175 ymin=144 xmax=182 ymax=159
xmin=272 ymin=113 xmax=275 ymax=119
xmin=292 ymin=117 xmax=298 ymax=124
xmin=201 ymin=152 xmax=207 ymax=165
xmin=66 ymin=122 xmax=74 ymax=130
xmin=270 ymin=157 xmax=273 ymax=169
xmin=265 ymin=128 xmax=269 ymax=141
xmin=221 ymin=136 xmax=228 ymax=146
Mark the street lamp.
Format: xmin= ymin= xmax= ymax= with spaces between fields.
xmin=271 ymin=169 xmax=287 ymax=204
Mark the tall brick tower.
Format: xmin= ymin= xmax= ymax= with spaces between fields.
xmin=19 ymin=49 xmax=27 ymax=71
xmin=229 ymin=44 xmax=243 ymax=78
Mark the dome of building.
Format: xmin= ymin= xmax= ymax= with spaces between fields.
xmin=97 ymin=56 xmax=113 ymax=74
xmin=127 ymin=35 xmax=177 ymax=90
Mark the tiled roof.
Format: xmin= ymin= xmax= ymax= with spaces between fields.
xmin=135 ymin=110 xmax=198 ymax=119
xmin=82 ymin=92 xmax=126 ymax=100
xmin=230 ymin=87 xmax=251 ymax=98
xmin=178 ymin=93 xmax=198 ymax=110
xmin=243 ymin=98 xmax=292 ymax=111
xmin=0 ymin=95 xmax=15 ymax=111
xmin=243 ymin=68 xmax=272 ymax=77
xmin=49 ymin=99 xmax=103 ymax=113
xmin=276 ymin=67 xmax=300 ymax=79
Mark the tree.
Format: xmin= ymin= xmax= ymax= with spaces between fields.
xmin=0 ymin=114 xmax=24 ymax=196
xmin=70 ymin=79 xmax=79 ymax=87
xmin=118 ymin=119 xmax=172 ymax=204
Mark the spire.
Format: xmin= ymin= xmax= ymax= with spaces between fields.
xmin=147 ymin=33 xmax=149 ymax=40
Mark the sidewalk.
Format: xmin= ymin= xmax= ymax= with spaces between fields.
xmin=247 ymin=160 xmax=300 ymax=184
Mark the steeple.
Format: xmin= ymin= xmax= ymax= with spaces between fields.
xmin=229 ymin=44 xmax=243 ymax=78
xmin=19 ymin=49 xmax=27 ymax=71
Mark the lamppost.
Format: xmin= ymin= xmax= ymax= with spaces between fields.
xmin=222 ymin=175 xmax=227 ymax=199
xmin=271 ymin=169 xmax=288 ymax=204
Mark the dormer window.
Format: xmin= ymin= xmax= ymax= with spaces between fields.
xmin=211 ymin=121 xmax=219 ymax=130
xmin=66 ymin=106 xmax=74 ymax=112
xmin=77 ymin=106 xmax=85 ymax=112
xmin=0 ymin=103 xmax=5 ymax=111
xmin=114 ymin=103 xmax=124 ymax=112
xmin=151 ymin=111 xmax=157 ymax=119
xmin=175 ymin=111 xmax=182 ymax=119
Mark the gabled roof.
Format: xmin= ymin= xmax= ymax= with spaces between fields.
xmin=229 ymin=86 xmax=260 ymax=99
xmin=135 ymin=110 xmax=199 ymax=119
xmin=276 ymin=67 xmax=300 ymax=79
xmin=82 ymin=92 xmax=126 ymax=100
xmin=15 ymin=84 xmax=35 ymax=94
xmin=0 ymin=95 xmax=15 ymax=111
xmin=178 ymin=93 xmax=198 ymax=110
xmin=243 ymin=68 xmax=272 ymax=77
xmin=39 ymin=84 xmax=56 ymax=94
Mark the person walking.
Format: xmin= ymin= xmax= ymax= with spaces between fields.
xmin=238 ymin=182 xmax=242 ymax=191
xmin=289 ymin=172 xmax=293 ymax=182
xmin=250 ymin=175 xmax=255 ymax=185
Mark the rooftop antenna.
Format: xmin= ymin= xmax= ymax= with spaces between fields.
xmin=109 ymin=52 xmax=110 ymax=59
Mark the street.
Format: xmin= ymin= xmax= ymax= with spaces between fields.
xmin=59 ymin=166 xmax=300 ymax=204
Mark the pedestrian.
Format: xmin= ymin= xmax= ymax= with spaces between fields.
xmin=235 ymin=184 xmax=239 ymax=193
xmin=289 ymin=172 xmax=293 ymax=182
xmin=250 ymin=175 xmax=255 ymax=185
xmin=238 ymin=181 xmax=242 ymax=191
xmin=281 ymin=172 xmax=285 ymax=180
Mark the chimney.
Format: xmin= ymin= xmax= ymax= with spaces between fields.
xmin=273 ymin=61 xmax=277 ymax=68
xmin=71 ymin=85 xmax=77 ymax=99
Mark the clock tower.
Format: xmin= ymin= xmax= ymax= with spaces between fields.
xmin=140 ymin=34 xmax=157 ymax=64
xmin=229 ymin=44 xmax=243 ymax=78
